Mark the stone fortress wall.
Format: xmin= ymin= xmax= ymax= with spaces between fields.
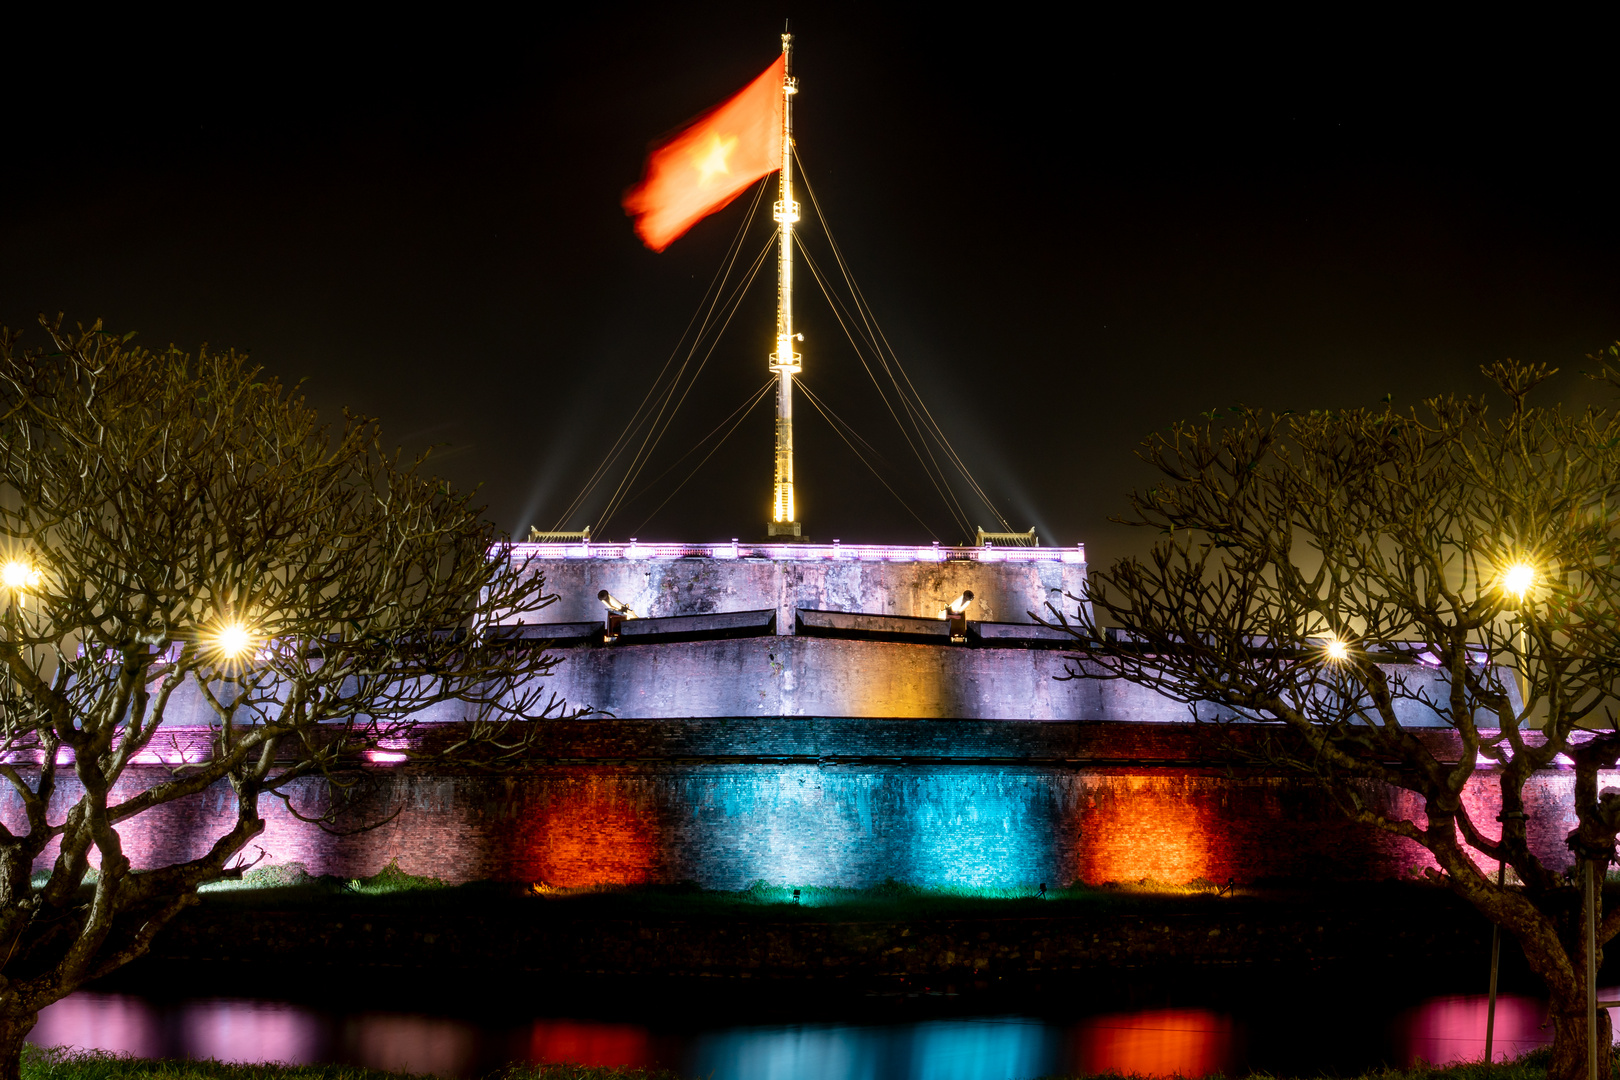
xmin=6 ymin=721 xmax=1588 ymax=890
xmin=1 ymin=543 xmax=1563 ymax=891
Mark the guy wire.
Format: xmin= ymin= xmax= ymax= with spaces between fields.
xmin=551 ymin=177 xmax=770 ymax=532
xmin=797 ymin=240 xmax=973 ymax=538
xmin=632 ymin=378 xmax=777 ymax=535
xmin=795 ymin=147 xmax=1014 ymax=535
xmin=596 ymin=230 xmax=776 ymax=535
xmin=795 ymin=377 xmax=941 ymax=538
xmin=621 ymin=377 xmax=776 ymax=514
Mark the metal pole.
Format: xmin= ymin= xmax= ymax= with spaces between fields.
xmin=1486 ymin=856 xmax=1504 ymax=1062
xmin=767 ymin=32 xmax=801 ymax=536
xmin=1588 ymin=857 xmax=1599 ymax=1080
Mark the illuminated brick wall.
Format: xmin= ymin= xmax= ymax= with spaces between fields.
xmin=0 ymin=721 xmax=1586 ymax=889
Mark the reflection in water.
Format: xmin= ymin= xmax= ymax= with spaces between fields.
xmin=32 ymin=994 xmax=160 ymax=1060
xmin=1394 ymin=992 xmax=1620 ymax=1065
xmin=528 ymin=1021 xmax=652 ymax=1070
xmin=1071 ymin=1009 xmax=1237 ymax=1078
xmin=348 ymin=1014 xmax=480 ymax=1076
xmin=181 ymin=1000 xmax=321 ymax=1065
xmin=688 ymin=1019 xmax=1057 ymax=1080
xmin=36 ymin=988 xmax=1620 ymax=1079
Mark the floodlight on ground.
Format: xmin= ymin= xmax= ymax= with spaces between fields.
xmin=938 ymin=590 xmax=974 ymax=620
xmin=598 ymin=590 xmax=637 ymax=618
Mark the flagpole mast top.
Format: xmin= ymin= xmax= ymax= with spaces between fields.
xmin=767 ymin=31 xmax=802 ymax=539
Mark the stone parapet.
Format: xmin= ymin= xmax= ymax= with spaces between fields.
xmin=507 ymin=543 xmax=1089 ymax=631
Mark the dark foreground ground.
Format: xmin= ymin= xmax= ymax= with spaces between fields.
xmin=71 ymin=871 xmax=1620 ymax=1080
xmin=111 ymin=869 xmax=1512 ymax=988
xmin=19 ymin=1044 xmax=1615 ymax=1080
xmin=91 ymin=866 xmax=1608 ymax=1008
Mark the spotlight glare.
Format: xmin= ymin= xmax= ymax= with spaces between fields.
xmin=2 ymin=560 xmax=40 ymax=590
xmin=215 ymin=623 xmax=252 ymax=659
xmin=1323 ymin=638 xmax=1350 ymax=662
xmin=1501 ymin=562 xmax=1536 ymax=602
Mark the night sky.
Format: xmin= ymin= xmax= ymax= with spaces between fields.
xmin=4 ymin=6 xmax=1616 ymax=569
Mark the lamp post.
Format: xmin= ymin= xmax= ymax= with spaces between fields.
xmin=1486 ymin=810 xmax=1528 ymax=1063
xmin=1500 ymin=561 xmax=1535 ymax=710
xmin=1 ymin=559 xmax=40 ymax=610
xmin=1486 ymin=564 xmax=1537 ymax=1067
xmin=1 ymin=558 xmax=41 ymax=716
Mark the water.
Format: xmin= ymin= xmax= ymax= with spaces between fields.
xmin=27 ymin=980 xmax=1612 ymax=1078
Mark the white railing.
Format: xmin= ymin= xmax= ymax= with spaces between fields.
xmin=507 ymin=540 xmax=1085 ymax=564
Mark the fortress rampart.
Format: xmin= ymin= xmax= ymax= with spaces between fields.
xmin=7 ymin=545 xmax=1555 ymax=891
xmin=2 ymin=721 xmax=1589 ymax=889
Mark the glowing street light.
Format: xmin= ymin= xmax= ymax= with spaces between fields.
xmin=211 ymin=622 xmax=254 ymax=660
xmin=1 ymin=560 xmax=41 ymax=591
xmin=1500 ymin=562 xmax=1536 ymax=603
xmin=1496 ymin=561 xmax=1538 ymax=713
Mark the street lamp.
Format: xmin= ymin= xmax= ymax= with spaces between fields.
xmin=209 ymin=621 xmax=254 ymax=661
xmin=1500 ymin=562 xmax=1536 ymax=602
xmin=1 ymin=560 xmax=40 ymax=591
xmin=1496 ymin=560 xmax=1537 ymax=713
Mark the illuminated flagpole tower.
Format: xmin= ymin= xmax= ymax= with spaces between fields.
xmin=767 ymin=32 xmax=803 ymax=539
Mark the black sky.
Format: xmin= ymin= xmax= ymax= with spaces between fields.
xmin=4 ymin=5 xmax=1617 ymax=569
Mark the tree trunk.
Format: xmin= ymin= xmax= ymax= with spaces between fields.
xmin=0 ymin=1008 xmax=38 ymax=1080
xmin=1548 ymin=1001 xmax=1614 ymax=1080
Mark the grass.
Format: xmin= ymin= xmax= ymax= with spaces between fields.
xmin=198 ymin=860 xmax=447 ymax=897
xmin=23 ymin=1046 xmax=1620 ymax=1080
xmin=182 ymin=860 xmax=1329 ymax=922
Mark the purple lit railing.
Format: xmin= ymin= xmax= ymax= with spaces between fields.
xmin=508 ymin=540 xmax=1085 ymax=564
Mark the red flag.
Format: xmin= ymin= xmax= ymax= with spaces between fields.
xmin=623 ymin=56 xmax=785 ymax=252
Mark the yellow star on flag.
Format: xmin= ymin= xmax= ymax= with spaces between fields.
xmin=622 ymin=54 xmax=785 ymax=252
xmin=692 ymin=133 xmax=737 ymax=186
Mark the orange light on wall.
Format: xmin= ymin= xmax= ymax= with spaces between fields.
xmin=1074 ymin=775 xmax=1223 ymax=885
xmin=1071 ymin=1008 xmax=1238 ymax=1078
xmin=523 ymin=775 xmax=659 ymax=887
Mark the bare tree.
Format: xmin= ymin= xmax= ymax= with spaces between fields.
xmin=1062 ymin=359 xmax=1620 ymax=1080
xmin=0 ymin=318 xmax=568 ymax=1078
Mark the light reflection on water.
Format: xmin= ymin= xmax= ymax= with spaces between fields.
xmin=686 ymin=1018 xmax=1060 ymax=1080
xmin=28 ymin=989 xmax=1620 ymax=1078
xmin=1394 ymin=992 xmax=1620 ymax=1066
xmin=1070 ymin=1009 xmax=1236 ymax=1079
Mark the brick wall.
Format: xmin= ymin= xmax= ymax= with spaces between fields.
xmin=1 ymin=721 xmax=1589 ymax=890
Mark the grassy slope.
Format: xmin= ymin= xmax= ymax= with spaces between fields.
xmin=179 ymin=860 xmax=1470 ymax=925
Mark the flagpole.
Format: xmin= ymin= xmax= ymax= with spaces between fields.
xmin=768 ymin=31 xmax=802 ymax=539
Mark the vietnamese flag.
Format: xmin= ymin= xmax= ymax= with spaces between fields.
xmin=623 ymin=56 xmax=785 ymax=252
